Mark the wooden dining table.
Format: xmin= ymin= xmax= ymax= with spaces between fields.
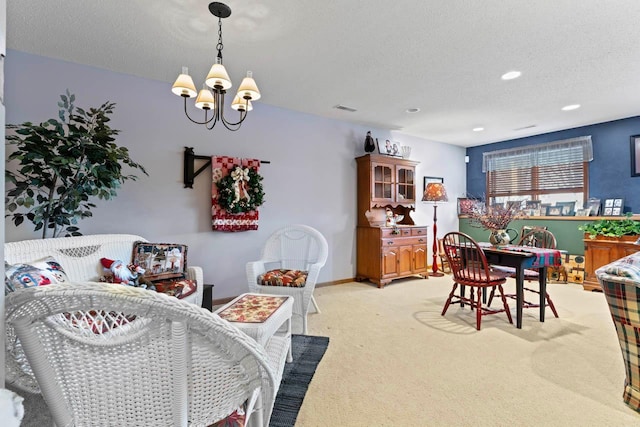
xmin=478 ymin=243 xmax=564 ymax=329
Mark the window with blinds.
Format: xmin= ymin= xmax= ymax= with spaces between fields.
xmin=483 ymin=136 xmax=593 ymax=205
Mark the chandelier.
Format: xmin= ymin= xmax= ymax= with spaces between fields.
xmin=171 ymin=2 xmax=261 ymax=131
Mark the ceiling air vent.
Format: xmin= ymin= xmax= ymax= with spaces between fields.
xmin=333 ymin=104 xmax=357 ymax=112
xmin=514 ymin=124 xmax=537 ymax=131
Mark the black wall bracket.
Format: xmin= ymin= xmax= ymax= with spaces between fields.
xmin=183 ymin=147 xmax=270 ymax=188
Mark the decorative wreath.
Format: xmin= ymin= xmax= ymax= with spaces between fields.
xmin=216 ymin=166 xmax=265 ymax=213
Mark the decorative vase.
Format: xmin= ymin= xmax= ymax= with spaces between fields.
xmin=364 ymin=131 xmax=375 ymax=153
xmin=488 ymin=228 xmax=518 ymax=245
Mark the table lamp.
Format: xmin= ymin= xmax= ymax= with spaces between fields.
xmin=422 ymin=182 xmax=448 ymax=276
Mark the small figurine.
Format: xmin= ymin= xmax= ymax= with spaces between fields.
xmin=385 ymin=208 xmax=395 ymax=227
xmin=364 ymin=131 xmax=375 ymax=152
xmin=100 ymin=257 xmax=156 ymax=290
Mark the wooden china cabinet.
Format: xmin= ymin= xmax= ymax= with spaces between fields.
xmin=355 ymin=154 xmax=428 ymax=288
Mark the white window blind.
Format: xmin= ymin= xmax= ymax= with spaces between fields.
xmin=483 ymin=136 xmax=593 ymax=200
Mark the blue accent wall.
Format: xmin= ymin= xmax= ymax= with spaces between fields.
xmin=466 ymin=116 xmax=640 ymax=213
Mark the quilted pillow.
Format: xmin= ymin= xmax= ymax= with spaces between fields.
xmin=601 ymin=253 xmax=640 ymax=281
xmin=5 ymin=257 xmax=70 ymax=294
xmin=131 ymin=242 xmax=188 ymax=282
xmin=258 ymin=269 xmax=307 ymax=288
xmin=153 ymin=278 xmax=197 ymax=299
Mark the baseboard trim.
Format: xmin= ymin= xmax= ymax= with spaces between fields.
xmin=211 ymin=278 xmax=355 ymax=307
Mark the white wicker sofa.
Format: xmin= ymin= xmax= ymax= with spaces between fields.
xmin=4 ymin=234 xmax=204 ymax=307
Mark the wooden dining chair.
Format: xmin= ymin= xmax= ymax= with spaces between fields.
xmin=441 ymin=232 xmax=513 ymax=330
xmin=490 ymin=228 xmax=559 ymax=318
xmin=437 ymin=238 xmax=452 ymax=274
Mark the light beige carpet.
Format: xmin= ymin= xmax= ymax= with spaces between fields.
xmin=297 ymin=276 xmax=640 ymax=426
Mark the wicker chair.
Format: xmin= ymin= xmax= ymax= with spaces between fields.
xmin=5 ymin=283 xmax=287 ymax=427
xmin=246 ymin=225 xmax=328 ymax=335
xmin=491 ymin=228 xmax=559 ymax=318
xmin=441 ymin=232 xmax=513 ymax=330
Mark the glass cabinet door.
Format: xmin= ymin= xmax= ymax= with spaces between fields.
xmin=396 ymin=166 xmax=415 ymax=202
xmin=372 ymin=163 xmax=394 ymax=201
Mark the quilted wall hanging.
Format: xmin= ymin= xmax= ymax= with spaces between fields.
xmin=211 ymin=155 xmax=265 ymax=232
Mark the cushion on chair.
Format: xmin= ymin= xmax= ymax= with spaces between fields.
xmin=459 ymin=267 xmax=509 ymax=283
xmin=258 ymin=269 xmax=307 ymax=288
xmin=209 ymin=408 xmax=245 ymax=427
xmin=491 ymin=265 xmax=539 ymax=278
xmin=5 ymin=257 xmax=70 ymax=294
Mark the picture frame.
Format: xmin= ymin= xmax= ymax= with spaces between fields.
xmin=524 ymin=200 xmax=542 ymax=216
xmin=457 ymin=197 xmax=483 ymax=215
xmin=612 ymin=207 xmax=622 ymax=216
xmin=547 ymin=206 xmax=562 ymax=216
xmin=541 ymin=203 xmax=552 ymax=216
xmin=604 ymin=198 xmax=615 ymax=208
xmin=555 ymin=201 xmax=576 ymax=216
xmin=614 ymin=198 xmax=624 ymax=208
xmin=604 ymin=207 xmax=613 ymax=216
xmin=423 ymin=176 xmax=444 ymax=194
xmin=631 ymin=135 xmax=640 ymax=177
xmin=586 ymin=198 xmax=601 ymax=216
xmin=575 ymin=207 xmax=591 ymax=217
xmin=506 ymin=200 xmax=523 ymax=210
xmin=377 ymin=139 xmax=402 ymax=157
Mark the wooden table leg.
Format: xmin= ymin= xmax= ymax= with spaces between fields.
xmin=515 ymin=264 xmax=524 ymax=329
xmin=539 ymin=267 xmax=547 ymax=322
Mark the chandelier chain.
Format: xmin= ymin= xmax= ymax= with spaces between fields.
xmin=216 ymin=17 xmax=224 ymax=60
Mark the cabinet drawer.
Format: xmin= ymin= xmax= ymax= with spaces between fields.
xmin=411 ymin=227 xmax=428 ymax=236
xmin=381 ymin=236 xmax=428 ymax=247
xmin=381 ymin=228 xmax=413 ymax=237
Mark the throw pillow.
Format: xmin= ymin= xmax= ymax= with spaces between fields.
xmin=258 ymin=269 xmax=307 ymax=288
xmin=153 ymin=278 xmax=197 ymax=299
xmin=131 ymin=242 xmax=188 ymax=282
xmin=5 ymin=257 xmax=70 ymax=294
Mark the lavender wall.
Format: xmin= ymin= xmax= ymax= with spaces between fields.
xmin=466 ymin=116 xmax=640 ymax=212
xmin=5 ymin=50 xmax=467 ymax=298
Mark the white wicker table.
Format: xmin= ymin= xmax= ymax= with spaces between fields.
xmin=215 ymin=293 xmax=293 ymax=363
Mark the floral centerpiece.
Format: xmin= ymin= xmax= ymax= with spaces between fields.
xmin=468 ymin=203 xmax=528 ymax=245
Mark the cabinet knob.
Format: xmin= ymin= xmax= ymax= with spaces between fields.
xmin=418 ymin=238 xmax=424 ymax=242
xmin=388 ymin=241 xmax=393 ymax=245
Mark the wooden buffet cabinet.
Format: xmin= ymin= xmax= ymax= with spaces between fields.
xmin=355 ymin=154 xmax=429 ymax=288
xmin=583 ymin=235 xmax=640 ymax=291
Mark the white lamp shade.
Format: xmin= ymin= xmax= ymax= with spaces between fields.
xmin=171 ymin=72 xmax=197 ymax=98
xmin=237 ymin=72 xmax=261 ymax=101
xmin=205 ymin=63 xmax=232 ymax=90
xmin=231 ymin=95 xmax=253 ymax=112
xmin=195 ymin=88 xmax=215 ymax=110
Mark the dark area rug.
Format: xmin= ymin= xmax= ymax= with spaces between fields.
xmin=9 ymin=334 xmax=329 ymax=427
xmin=270 ymin=334 xmax=330 ymax=427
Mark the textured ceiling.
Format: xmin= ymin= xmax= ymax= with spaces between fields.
xmin=7 ymin=0 xmax=640 ymax=147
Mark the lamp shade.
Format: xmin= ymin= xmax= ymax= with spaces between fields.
xmin=231 ymin=95 xmax=253 ymax=112
xmin=195 ymin=87 xmax=215 ymax=110
xmin=422 ymin=182 xmax=448 ymax=202
xmin=171 ymin=67 xmax=197 ymax=98
xmin=205 ymin=62 xmax=233 ymax=90
xmin=237 ymin=71 xmax=261 ymax=101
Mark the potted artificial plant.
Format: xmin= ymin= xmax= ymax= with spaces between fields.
xmin=5 ymin=91 xmax=147 ymax=238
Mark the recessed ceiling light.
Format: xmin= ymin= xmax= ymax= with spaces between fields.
xmin=406 ymin=108 xmax=420 ymax=113
xmin=501 ymin=71 xmax=522 ymax=80
xmin=473 ymin=127 xmax=484 ymax=132
xmin=561 ymin=104 xmax=581 ymax=111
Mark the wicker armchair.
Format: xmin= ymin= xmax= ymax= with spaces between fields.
xmin=246 ymin=225 xmax=328 ymax=334
xmin=5 ymin=283 xmax=286 ymax=427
